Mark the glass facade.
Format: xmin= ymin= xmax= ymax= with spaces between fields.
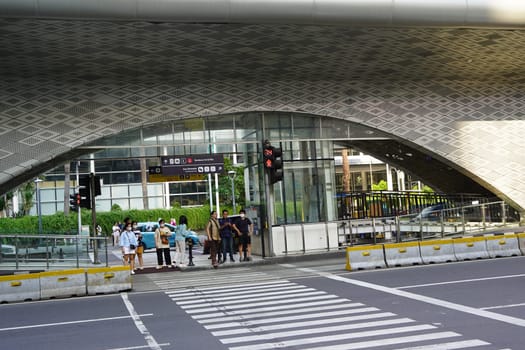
xmin=35 ymin=113 xmax=389 ymax=226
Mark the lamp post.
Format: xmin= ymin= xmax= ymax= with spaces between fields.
xmin=34 ymin=178 xmax=43 ymax=234
xmin=228 ymin=170 xmax=237 ymax=213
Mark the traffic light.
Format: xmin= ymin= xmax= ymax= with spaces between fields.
xmin=79 ymin=176 xmax=91 ymax=209
xmin=69 ymin=193 xmax=80 ymax=211
xmin=270 ymin=147 xmax=283 ymax=184
xmin=262 ymin=142 xmax=284 ymax=184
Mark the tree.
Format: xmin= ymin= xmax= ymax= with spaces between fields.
xmin=19 ymin=182 xmax=35 ymax=216
xmin=218 ymin=157 xmax=245 ymax=210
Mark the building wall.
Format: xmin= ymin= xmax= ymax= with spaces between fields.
xmin=1 ymin=20 xmax=524 ymax=212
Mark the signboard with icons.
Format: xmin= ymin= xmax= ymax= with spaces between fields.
xmin=159 ymin=154 xmax=225 ymax=176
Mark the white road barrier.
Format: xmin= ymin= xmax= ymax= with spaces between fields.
xmin=0 ymin=273 xmax=40 ymax=303
xmin=346 ymin=245 xmax=386 ymax=270
xmin=419 ymin=239 xmax=457 ymax=264
xmin=40 ymin=269 xmax=87 ymax=299
xmin=453 ymin=237 xmax=489 ymax=261
xmin=383 ymin=242 xmax=423 ymax=267
xmin=86 ymin=266 xmax=132 ymax=295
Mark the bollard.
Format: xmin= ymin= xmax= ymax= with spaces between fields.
xmin=186 ymin=237 xmax=194 ymax=266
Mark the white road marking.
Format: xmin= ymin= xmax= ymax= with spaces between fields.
xmin=392 ymin=339 xmax=490 ymax=349
xmin=182 ymin=294 xmax=339 ymax=313
xmin=203 ymin=310 xmax=392 ymax=330
xmin=481 ymin=302 xmax=525 ymax=310
xmin=195 ymin=303 xmax=372 ymax=323
xmin=297 ymin=332 xmax=462 ymax=350
xmin=0 ymin=314 xmax=153 ymax=332
xmin=174 ymin=286 xmax=313 ymax=303
xmin=169 ymin=283 xmax=303 ymax=299
xmin=106 ymin=343 xmax=170 ymax=350
xmin=190 ymin=298 xmax=349 ymax=319
xmin=226 ymin=324 xmax=437 ymax=349
xmin=121 ymin=293 xmax=162 ymax=350
xmin=397 ymin=273 xmax=525 ymax=289
xmin=213 ymin=317 xmax=413 ymax=338
xmin=326 ymin=274 xmax=525 ymax=327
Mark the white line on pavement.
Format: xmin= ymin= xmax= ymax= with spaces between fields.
xmin=121 ymin=293 xmax=162 ymax=350
xmin=287 ymin=266 xmax=525 ymax=328
xmin=397 ymin=273 xmax=525 ymax=289
xmin=391 ymin=339 xmax=490 ymax=350
xmin=106 ymin=343 xmax=171 ymax=350
xmin=0 ymin=314 xmax=154 ymax=332
xmin=481 ymin=302 xmax=525 ymax=310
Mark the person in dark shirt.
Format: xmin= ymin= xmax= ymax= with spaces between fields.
xmin=219 ymin=209 xmax=235 ymax=263
xmin=233 ymin=209 xmax=253 ymax=261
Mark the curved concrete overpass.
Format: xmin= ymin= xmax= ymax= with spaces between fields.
xmin=0 ymin=1 xmax=524 ymax=214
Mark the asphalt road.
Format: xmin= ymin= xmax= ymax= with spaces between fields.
xmin=1 ymin=255 xmax=524 ymax=350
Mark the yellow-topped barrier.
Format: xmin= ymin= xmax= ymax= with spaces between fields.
xmin=453 ymin=236 xmax=489 ymax=261
xmin=86 ymin=266 xmax=132 ymax=295
xmin=419 ymin=239 xmax=457 ymax=264
xmin=383 ymin=241 xmax=422 ymax=267
xmin=346 ymin=245 xmax=386 ymax=271
xmin=0 ymin=273 xmax=40 ymax=303
xmin=40 ymin=269 xmax=86 ymax=299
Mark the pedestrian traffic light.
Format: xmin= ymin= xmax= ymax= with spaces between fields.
xmin=262 ymin=141 xmax=284 ymax=184
xmin=69 ymin=193 xmax=80 ymax=211
xmin=270 ymin=147 xmax=283 ymax=184
xmin=79 ymin=176 xmax=91 ymax=209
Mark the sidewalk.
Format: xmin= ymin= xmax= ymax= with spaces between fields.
xmin=109 ymin=245 xmax=267 ymax=274
xmin=109 ymin=245 xmax=346 ymax=274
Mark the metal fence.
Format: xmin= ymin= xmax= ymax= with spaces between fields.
xmin=0 ymin=234 xmax=109 ymax=270
xmin=337 ymin=201 xmax=521 ymax=247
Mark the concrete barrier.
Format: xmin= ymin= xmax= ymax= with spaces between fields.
xmin=86 ymin=266 xmax=132 ymax=295
xmin=485 ymin=234 xmax=522 ymax=258
xmin=453 ymin=236 xmax=489 ymax=261
xmin=0 ymin=273 xmax=40 ymax=303
xmin=346 ymin=245 xmax=386 ymax=270
xmin=383 ymin=242 xmax=423 ymax=267
xmin=419 ymin=239 xmax=457 ymax=264
xmin=516 ymin=232 xmax=525 ymax=255
xmin=40 ymin=269 xmax=87 ymax=299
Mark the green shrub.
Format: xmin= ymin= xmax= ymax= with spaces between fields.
xmin=0 ymin=206 xmax=211 ymax=236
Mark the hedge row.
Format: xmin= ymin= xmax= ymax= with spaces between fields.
xmin=0 ymin=206 xmax=214 ymax=236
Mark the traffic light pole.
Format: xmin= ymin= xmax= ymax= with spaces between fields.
xmin=75 ymin=161 xmax=81 ymax=235
xmin=90 ymin=173 xmax=100 ymax=264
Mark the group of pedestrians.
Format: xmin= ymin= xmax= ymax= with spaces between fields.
xmin=206 ymin=209 xmax=253 ymax=268
xmin=117 ymin=216 xmax=190 ymax=274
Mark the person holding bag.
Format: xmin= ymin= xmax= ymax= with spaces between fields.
xmin=155 ymin=219 xmax=173 ymax=269
xmin=174 ymin=215 xmax=189 ymax=267
xmin=132 ymin=220 xmax=145 ymax=270
xmin=206 ymin=211 xmax=221 ymax=268
xmin=120 ymin=222 xmax=138 ymax=274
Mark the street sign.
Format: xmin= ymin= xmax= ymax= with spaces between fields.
xmin=160 ymin=154 xmax=224 ymax=176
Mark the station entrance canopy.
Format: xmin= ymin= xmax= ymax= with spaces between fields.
xmin=0 ymin=1 xmax=525 ymax=214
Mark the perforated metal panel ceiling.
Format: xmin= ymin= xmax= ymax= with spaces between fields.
xmin=1 ymin=19 xmax=524 ymax=210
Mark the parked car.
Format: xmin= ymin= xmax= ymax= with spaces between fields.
xmin=412 ymin=204 xmax=447 ymax=222
xmin=137 ymin=222 xmax=200 ymax=249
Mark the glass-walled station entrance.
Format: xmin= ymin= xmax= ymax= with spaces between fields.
xmin=35 ymin=112 xmax=394 ymax=256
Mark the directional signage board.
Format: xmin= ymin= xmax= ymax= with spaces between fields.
xmin=148 ymin=166 xmax=208 ymax=182
xmin=160 ymin=154 xmax=224 ymax=176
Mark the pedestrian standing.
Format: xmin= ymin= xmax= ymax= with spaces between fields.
xmin=120 ymin=222 xmax=138 ymax=274
xmin=219 ymin=209 xmax=235 ymax=263
xmin=155 ymin=219 xmax=173 ymax=269
xmin=132 ymin=220 xmax=144 ymax=270
xmin=112 ymin=222 xmax=121 ymax=247
xmin=233 ymin=209 xmax=253 ymax=261
xmin=206 ymin=210 xmax=221 ymax=268
xmin=174 ymin=215 xmax=188 ymax=267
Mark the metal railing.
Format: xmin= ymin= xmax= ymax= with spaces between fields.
xmin=337 ymin=201 xmax=521 ymax=247
xmin=0 ymin=234 xmax=109 ymax=270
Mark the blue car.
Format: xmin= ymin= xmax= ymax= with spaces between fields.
xmin=137 ymin=222 xmax=199 ymax=250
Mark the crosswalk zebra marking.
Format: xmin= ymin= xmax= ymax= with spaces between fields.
xmin=203 ymin=310 xmax=394 ymax=330
xmin=195 ymin=303 xmax=373 ymax=324
xmin=212 ymin=317 xmax=414 ymax=337
xmin=225 ymin=324 xmax=437 ymax=348
xmin=391 ymin=339 xmax=491 ymax=350
xmin=164 ymin=277 xmax=496 ymax=350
